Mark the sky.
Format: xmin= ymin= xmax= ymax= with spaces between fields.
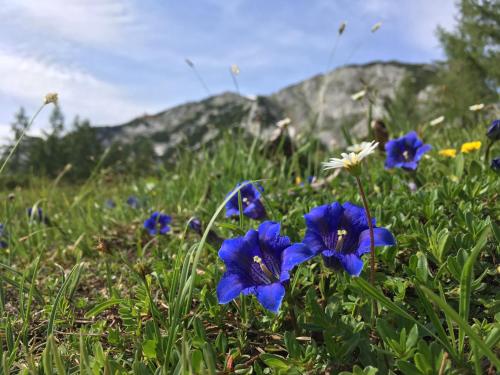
xmin=0 ymin=0 xmax=458 ymax=140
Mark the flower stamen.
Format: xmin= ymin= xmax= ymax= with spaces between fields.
xmin=253 ymin=255 xmax=277 ymax=281
xmin=335 ymin=229 xmax=348 ymax=251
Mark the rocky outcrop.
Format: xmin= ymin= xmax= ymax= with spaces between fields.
xmin=96 ymin=61 xmax=435 ymax=155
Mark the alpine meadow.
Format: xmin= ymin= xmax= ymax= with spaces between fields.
xmin=0 ymin=1 xmax=499 ymax=374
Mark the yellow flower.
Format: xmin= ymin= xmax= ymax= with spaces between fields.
xmin=461 ymin=141 xmax=481 ymax=153
xmin=295 ymin=176 xmax=302 ymax=185
xmin=439 ymin=149 xmax=457 ymax=158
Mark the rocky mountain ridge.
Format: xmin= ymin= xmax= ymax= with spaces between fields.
xmin=96 ymin=60 xmax=436 ymax=156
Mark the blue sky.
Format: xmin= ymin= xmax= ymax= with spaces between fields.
xmin=0 ymin=0 xmax=457 ymax=139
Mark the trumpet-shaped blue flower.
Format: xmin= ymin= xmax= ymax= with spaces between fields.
xmin=0 ymin=224 xmax=7 ymax=249
xmin=385 ymin=131 xmax=431 ymax=170
xmin=144 ymin=212 xmax=172 ymax=235
xmin=217 ymin=221 xmax=314 ymax=313
xmin=27 ymin=207 xmax=48 ymax=224
xmin=491 ymin=156 xmax=500 ymax=173
xmin=105 ymin=199 xmax=116 ymax=209
xmin=487 ymin=119 xmax=500 ymax=141
xmin=225 ymin=181 xmax=266 ymax=220
xmin=303 ymin=202 xmax=395 ymax=277
xmin=188 ymin=217 xmax=202 ymax=234
xmin=127 ymin=196 xmax=140 ymax=209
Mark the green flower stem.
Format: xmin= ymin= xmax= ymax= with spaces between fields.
xmin=484 ymin=139 xmax=493 ymax=162
xmin=0 ymin=103 xmax=46 ymax=176
xmin=355 ymin=176 xmax=375 ymax=286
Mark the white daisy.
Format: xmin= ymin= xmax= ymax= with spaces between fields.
xmin=323 ymin=141 xmax=379 ymax=172
xmin=347 ymin=141 xmax=375 ymax=153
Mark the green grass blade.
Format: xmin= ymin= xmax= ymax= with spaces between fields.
xmin=352 ymin=278 xmax=456 ymax=356
xmin=419 ymin=286 xmax=500 ymax=369
xmin=47 ymin=263 xmax=82 ymax=338
xmin=458 ymin=227 xmax=490 ymax=353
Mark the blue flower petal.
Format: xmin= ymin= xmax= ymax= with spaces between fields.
xmin=258 ymin=221 xmax=290 ymax=253
xmin=340 ymin=253 xmax=364 ymax=276
xmin=303 ymin=203 xmax=343 ymax=254
xmin=324 ymin=252 xmax=364 ymax=276
xmin=159 ymin=225 xmax=170 ymax=235
xmin=415 ymin=144 xmax=432 ymax=160
xmin=217 ymin=272 xmax=252 ymax=304
xmin=280 ymin=243 xmax=315 ymax=281
xmin=218 ymin=230 xmax=259 ymax=271
xmin=225 ymin=206 xmax=240 ymax=218
xmin=357 ymin=227 xmax=396 ymax=255
xmin=303 ymin=230 xmax=327 ymax=255
xmin=243 ymin=200 xmax=266 ymax=220
xmin=255 ymin=282 xmax=285 ymax=313
xmin=402 ymin=161 xmax=418 ymax=170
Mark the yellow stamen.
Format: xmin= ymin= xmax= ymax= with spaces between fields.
xmin=253 ymin=256 xmax=275 ymax=280
xmin=336 ymin=229 xmax=348 ymax=251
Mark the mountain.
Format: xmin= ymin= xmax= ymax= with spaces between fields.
xmin=95 ymin=61 xmax=436 ymax=156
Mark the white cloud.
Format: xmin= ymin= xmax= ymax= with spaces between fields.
xmin=0 ymin=49 xmax=153 ymax=139
xmin=358 ymin=0 xmax=457 ymax=52
xmin=0 ymin=0 xmax=138 ymax=49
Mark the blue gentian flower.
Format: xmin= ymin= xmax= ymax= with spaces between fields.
xmin=0 ymin=224 xmax=7 ymax=249
xmin=303 ymin=202 xmax=395 ymax=277
xmin=491 ymin=156 xmax=500 ymax=173
xmin=385 ymin=131 xmax=432 ymax=170
xmin=487 ymin=119 xmax=500 ymax=141
xmin=127 ymin=196 xmax=140 ymax=209
xmin=27 ymin=207 xmax=47 ymax=224
xmin=225 ymin=181 xmax=266 ymax=220
xmin=188 ymin=217 xmax=202 ymax=234
xmin=105 ymin=199 xmax=116 ymax=209
xmin=217 ymin=221 xmax=314 ymax=313
xmin=144 ymin=212 xmax=172 ymax=235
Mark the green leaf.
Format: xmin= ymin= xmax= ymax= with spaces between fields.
xmin=142 ymin=339 xmax=157 ymax=360
xmin=419 ymin=286 xmax=500 ymax=368
xmin=260 ymin=353 xmax=290 ymax=370
xmin=85 ymin=298 xmax=124 ymax=318
xmin=459 ymin=227 xmax=490 ymax=353
xmin=352 ymin=278 xmax=455 ymax=356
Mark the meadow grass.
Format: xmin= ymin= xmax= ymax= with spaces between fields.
xmin=0 ymin=118 xmax=499 ymax=374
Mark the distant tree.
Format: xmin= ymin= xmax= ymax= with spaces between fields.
xmin=435 ymin=0 xmax=499 ymax=119
xmin=3 ymin=107 xmax=30 ymax=172
xmin=43 ymin=106 xmax=66 ymax=176
xmin=64 ymin=117 xmax=102 ymax=179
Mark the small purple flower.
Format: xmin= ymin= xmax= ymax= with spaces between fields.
xmin=144 ymin=212 xmax=172 ymax=235
xmin=487 ymin=119 xmax=500 ymax=141
xmin=491 ymin=156 xmax=500 ymax=173
xmin=385 ymin=131 xmax=432 ymax=170
xmin=225 ymin=181 xmax=266 ymax=220
xmin=217 ymin=221 xmax=314 ymax=313
xmin=188 ymin=217 xmax=202 ymax=234
xmin=303 ymin=202 xmax=395 ymax=277
xmin=127 ymin=196 xmax=140 ymax=209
